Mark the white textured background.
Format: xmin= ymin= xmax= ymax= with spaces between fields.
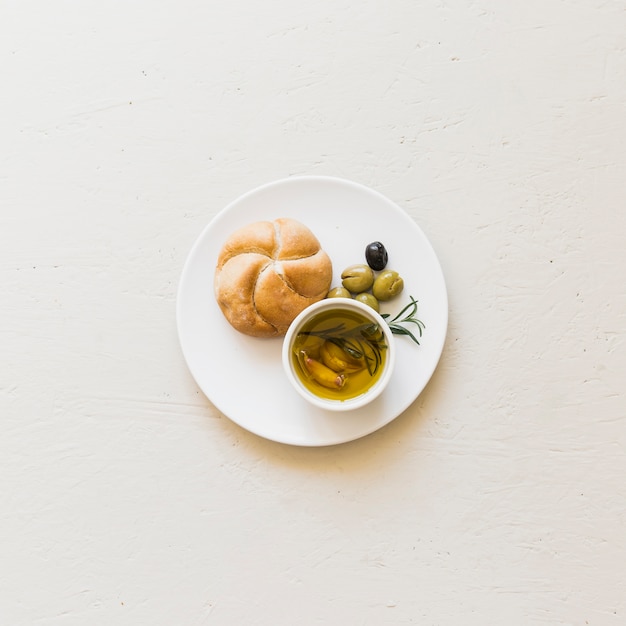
xmin=1 ymin=1 xmax=625 ymax=624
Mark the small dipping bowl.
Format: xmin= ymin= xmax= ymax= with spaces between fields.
xmin=282 ymin=298 xmax=395 ymax=411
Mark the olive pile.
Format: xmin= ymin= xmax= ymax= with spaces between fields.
xmin=327 ymin=241 xmax=404 ymax=312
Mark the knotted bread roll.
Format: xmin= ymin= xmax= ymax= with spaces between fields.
xmin=214 ymin=218 xmax=332 ymax=337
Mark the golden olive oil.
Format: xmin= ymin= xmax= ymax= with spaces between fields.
xmin=291 ymin=309 xmax=387 ymax=401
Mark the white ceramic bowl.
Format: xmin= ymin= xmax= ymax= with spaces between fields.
xmin=282 ymin=298 xmax=396 ymax=412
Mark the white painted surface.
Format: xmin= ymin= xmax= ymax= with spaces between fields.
xmin=1 ymin=1 xmax=625 ymax=624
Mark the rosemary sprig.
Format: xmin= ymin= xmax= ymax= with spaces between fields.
xmin=300 ymin=322 xmax=385 ymax=375
xmin=381 ymin=295 xmax=425 ymax=345
xmin=298 ymin=296 xmax=425 ymax=379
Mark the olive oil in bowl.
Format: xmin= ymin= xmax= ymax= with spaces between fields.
xmin=282 ymin=299 xmax=395 ymax=411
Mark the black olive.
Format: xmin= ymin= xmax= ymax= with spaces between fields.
xmin=365 ymin=241 xmax=388 ymax=271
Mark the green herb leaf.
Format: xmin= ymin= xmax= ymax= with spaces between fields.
xmin=385 ymin=296 xmax=425 ymax=345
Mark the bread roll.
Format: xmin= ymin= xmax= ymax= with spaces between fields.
xmin=214 ymin=218 xmax=332 ymax=337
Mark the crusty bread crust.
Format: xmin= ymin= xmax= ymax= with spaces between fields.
xmin=214 ymin=218 xmax=332 ymax=337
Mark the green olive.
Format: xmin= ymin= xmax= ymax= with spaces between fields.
xmin=341 ymin=264 xmax=374 ymax=293
xmin=354 ymin=292 xmax=380 ymax=312
xmin=372 ymin=270 xmax=404 ymax=301
xmin=327 ymin=286 xmax=351 ymax=299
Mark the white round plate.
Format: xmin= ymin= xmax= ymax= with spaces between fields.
xmin=177 ymin=176 xmax=448 ymax=446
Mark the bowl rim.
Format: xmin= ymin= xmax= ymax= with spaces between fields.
xmin=281 ymin=298 xmax=396 ymax=412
